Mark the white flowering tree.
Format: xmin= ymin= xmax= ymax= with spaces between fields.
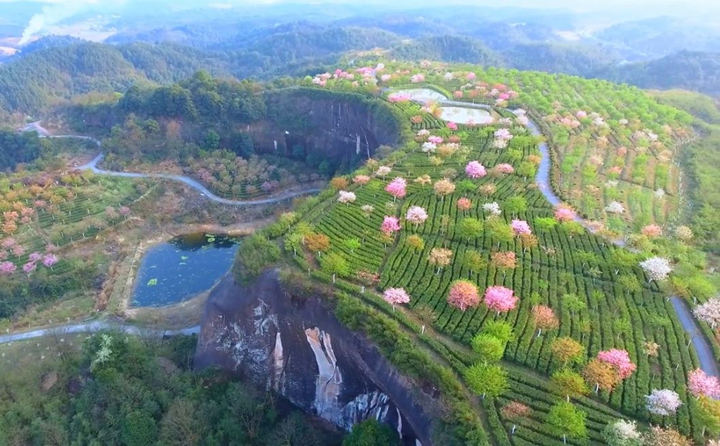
xmin=602 ymin=419 xmax=642 ymax=446
xmin=645 ymin=389 xmax=682 ymax=416
xmin=604 ymin=201 xmax=625 ymax=214
xmin=639 ymin=257 xmax=672 ymax=282
xmin=694 ymin=298 xmax=720 ymax=329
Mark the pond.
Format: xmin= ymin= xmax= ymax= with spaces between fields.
xmin=130 ymin=233 xmax=239 ymax=307
xmin=392 ymin=88 xmax=447 ymax=103
xmin=437 ymin=106 xmax=493 ymax=125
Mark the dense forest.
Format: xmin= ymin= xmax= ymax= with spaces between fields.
xmin=0 ymin=333 xmax=354 ymax=445
xmin=0 ymin=130 xmax=42 ymax=170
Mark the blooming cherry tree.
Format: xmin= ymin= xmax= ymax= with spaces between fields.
xmin=688 ymin=368 xmax=720 ymax=398
xmin=405 ymin=206 xmax=428 ymax=227
xmin=376 ymin=166 xmax=392 ymax=178
xmin=353 ymin=175 xmax=370 ymax=186
xmin=447 ymin=280 xmax=480 ymax=311
xmin=645 ymin=389 xmax=682 ymax=416
xmin=381 ymin=216 xmax=401 ymax=235
xmin=484 ymin=286 xmax=518 ymax=314
xmin=641 ymin=224 xmax=663 ymax=238
xmin=465 ymin=161 xmax=487 ymax=179
xmin=456 ymin=197 xmax=472 ymax=212
xmin=694 ymin=298 xmax=720 ymax=329
xmin=554 ymin=206 xmax=576 ymax=222
xmin=433 ymin=179 xmax=456 ymax=200
xmin=0 ymin=261 xmax=16 ymax=275
xmin=483 ymin=202 xmax=502 ymax=216
xmin=639 ymin=257 xmax=672 ymax=281
xmin=385 ymin=177 xmax=407 ymax=201
xmin=532 ymin=305 xmax=559 ymax=335
xmin=383 ymin=287 xmax=410 ymax=310
xmin=511 ymin=220 xmax=532 ymax=235
xmin=495 ymin=163 xmax=514 ymax=174
xmin=337 ymin=191 xmax=356 ymax=205
xmin=597 ymin=349 xmax=636 ymax=380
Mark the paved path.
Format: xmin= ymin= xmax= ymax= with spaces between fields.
xmin=0 ymin=320 xmax=200 ymax=344
xmin=671 ymin=297 xmax=720 ymax=376
xmin=21 ymin=123 xmax=321 ymax=206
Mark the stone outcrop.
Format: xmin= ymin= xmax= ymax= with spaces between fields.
xmin=194 ymin=270 xmax=438 ymax=445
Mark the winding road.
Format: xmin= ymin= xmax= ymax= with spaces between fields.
xmin=25 ymin=122 xmax=322 ymax=206
xmin=0 ymin=320 xmax=200 ymax=344
xmin=11 ymin=107 xmax=720 ymax=379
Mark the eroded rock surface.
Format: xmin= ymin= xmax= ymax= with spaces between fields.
xmin=195 ymin=270 xmax=438 ymax=445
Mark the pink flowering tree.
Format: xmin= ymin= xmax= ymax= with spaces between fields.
xmin=484 ymin=286 xmax=518 ymax=315
xmin=554 ymin=206 xmax=576 ymax=222
xmin=493 ymin=128 xmax=513 ymax=149
xmin=383 ymin=287 xmax=410 ymax=310
xmin=0 ymin=261 xmax=16 ymax=275
xmin=381 ymin=216 xmax=401 ymax=235
xmin=28 ymin=252 xmax=42 ymax=263
xmin=42 ymin=254 xmax=58 ymax=269
xmin=495 ymin=163 xmax=514 ymax=174
xmin=447 ymin=121 xmax=458 ymax=131
xmin=688 ymin=369 xmax=720 ymax=398
xmin=353 ymin=175 xmax=370 ymax=186
xmin=405 ymin=206 xmax=428 ymax=228
xmin=457 ymin=197 xmax=472 ymax=212
xmin=511 ymin=220 xmax=532 ymax=235
xmin=385 ymin=177 xmax=407 ymax=201
xmin=645 ymin=389 xmax=682 ymax=416
xmin=641 ymin=224 xmax=663 ymax=238
xmin=22 ymin=261 xmax=36 ymax=274
xmin=597 ymin=349 xmax=637 ymax=380
xmin=428 ymin=135 xmax=443 ymax=145
xmin=465 ymin=161 xmax=487 ymax=179
xmin=447 ymin=280 xmax=480 ymax=311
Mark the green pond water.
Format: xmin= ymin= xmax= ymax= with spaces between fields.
xmin=131 ymin=233 xmax=239 ymax=307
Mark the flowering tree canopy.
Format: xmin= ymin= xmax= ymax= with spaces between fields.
xmin=597 ymin=349 xmax=636 ymax=380
xmin=381 ymin=216 xmax=401 ymax=235
xmin=694 ymin=298 xmax=720 ymax=329
xmin=495 ymin=163 xmax=515 ymax=174
xmin=465 ymin=161 xmax=487 ymax=179
xmin=433 ymin=179 xmax=456 ymax=197
xmin=428 ymin=248 xmax=453 ymax=269
xmin=376 ymin=166 xmax=392 ymax=178
xmin=688 ymin=368 xmax=720 ymax=398
xmin=511 ymin=219 xmax=532 ymax=235
xmin=383 ymin=287 xmax=410 ymax=307
xmin=338 ymin=191 xmax=356 ymax=204
xmin=602 ymin=419 xmax=642 ymax=446
xmin=583 ymin=359 xmax=620 ymax=391
xmin=532 ymin=305 xmax=559 ymax=330
xmin=483 ymin=202 xmax=501 ymax=216
xmin=447 ymin=280 xmax=480 ymax=311
xmin=645 ymin=389 xmax=682 ymax=416
xmin=639 ymin=257 xmax=672 ymax=281
xmin=604 ymin=201 xmax=625 ymax=214
xmin=405 ymin=206 xmax=428 ymax=227
xmin=641 ymin=224 xmax=663 ymax=238
xmin=484 ymin=286 xmax=519 ymax=314
xmin=353 ymin=175 xmax=370 ymax=185
xmin=456 ymin=197 xmax=472 ymax=211
xmin=554 ymin=206 xmax=576 ymax=222
xmin=385 ymin=177 xmax=407 ymax=200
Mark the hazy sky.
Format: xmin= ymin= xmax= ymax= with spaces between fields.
xmin=2 ymin=0 xmax=718 ymax=45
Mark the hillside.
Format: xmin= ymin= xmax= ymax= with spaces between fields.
xmin=227 ymin=60 xmax=717 ymax=444
xmin=0 ymin=41 xmax=231 ymax=115
xmin=600 ymin=51 xmax=720 ymax=97
xmin=390 ymin=35 xmax=503 ymax=67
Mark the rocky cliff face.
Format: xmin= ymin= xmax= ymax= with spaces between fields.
xmin=194 ymin=270 xmax=437 ymax=445
xmin=247 ymin=88 xmax=400 ymax=170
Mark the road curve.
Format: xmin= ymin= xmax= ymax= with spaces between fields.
xmin=0 ymin=320 xmax=200 ymax=344
xmin=22 ymin=124 xmax=323 ymax=206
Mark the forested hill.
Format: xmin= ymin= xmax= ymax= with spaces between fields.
xmin=599 ymin=51 xmax=720 ymax=96
xmin=0 ymin=41 xmax=231 ymax=116
xmin=389 ymin=35 xmax=502 ymax=67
